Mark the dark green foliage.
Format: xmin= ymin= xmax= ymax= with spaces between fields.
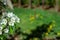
xmin=21 ymin=0 xmax=29 ymax=5
xmin=11 ymin=0 xmax=56 ymax=7
xmin=32 ymin=0 xmax=40 ymax=6
xmin=15 ymin=27 xmax=21 ymax=35
xmin=24 ymin=22 xmax=54 ymax=40
xmin=0 ymin=1 xmax=6 ymax=10
xmin=11 ymin=0 xmax=18 ymax=3
xmin=45 ymin=0 xmax=55 ymax=6
xmin=56 ymin=36 xmax=60 ymax=40
xmin=5 ymin=27 xmax=21 ymax=40
xmin=0 ymin=1 xmax=6 ymax=18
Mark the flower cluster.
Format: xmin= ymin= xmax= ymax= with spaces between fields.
xmin=0 ymin=12 xmax=20 ymax=35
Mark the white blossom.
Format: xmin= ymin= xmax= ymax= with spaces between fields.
xmin=16 ymin=18 xmax=20 ymax=23
xmin=16 ymin=16 xmax=20 ymax=23
xmin=0 ymin=26 xmax=3 ymax=30
xmin=4 ymin=3 xmax=6 ymax=5
xmin=9 ymin=22 xmax=14 ymax=26
xmin=0 ymin=11 xmax=20 ymax=35
xmin=4 ymin=28 xmax=9 ymax=33
xmin=11 ymin=17 xmax=16 ymax=23
xmin=7 ymin=12 xmax=14 ymax=18
xmin=1 ymin=19 xmax=7 ymax=25
xmin=0 ymin=31 xmax=2 ymax=35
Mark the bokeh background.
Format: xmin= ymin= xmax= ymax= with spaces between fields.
xmin=0 ymin=0 xmax=60 ymax=40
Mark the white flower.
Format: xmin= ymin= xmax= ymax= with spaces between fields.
xmin=4 ymin=28 xmax=9 ymax=33
xmin=1 ymin=19 xmax=7 ymax=25
xmin=0 ymin=31 xmax=2 ymax=35
xmin=16 ymin=18 xmax=20 ymax=23
xmin=4 ymin=3 xmax=6 ymax=5
xmin=0 ymin=26 xmax=3 ymax=30
xmin=9 ymin=22 xmax=14 ymax=26
xmin=11 ymin=17 xmax=16 ymax=23
xmin=16 ymin=16 xmax=20 ymax=23
xmin=7 ymin=12 xmax=14 ymax=18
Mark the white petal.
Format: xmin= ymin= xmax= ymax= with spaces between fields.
xmin=16 ymin=19 xmax=20 ymax=22
xmin=9 ymin=22 xmax=14 ymax=26
xmin=4 ymin=28 xmax=9 ymax=33
xmin=0 ymin=26 xmax=3 ymax=30
xmin=7 ymin=12 xmax=14 ymax=18
xmin=0 ymin=31 xmax=2 ymax=35
xmin=16 ymin=17 xmax=20 ymax=23
xmin=1 ymin=19 xmax=7 ymax=25
xmin=11 ymin=17 xmax=16 ymax=23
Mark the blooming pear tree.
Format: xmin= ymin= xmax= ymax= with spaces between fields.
xmin=0 ymin=12 xmax=20 ymax=40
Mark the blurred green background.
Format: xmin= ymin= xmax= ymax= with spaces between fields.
xmin=13 ymin=8 xmax=60 ymax=36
